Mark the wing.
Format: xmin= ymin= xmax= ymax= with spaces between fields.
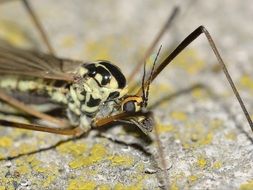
xmin=0 ymin=44 xmax=84 ymax=81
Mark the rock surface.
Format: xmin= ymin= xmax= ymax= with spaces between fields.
xmin=0 ymin=0 xmax=253 ymax=189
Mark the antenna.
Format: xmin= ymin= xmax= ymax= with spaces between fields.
xmin=142 ymin=45 xmax=162 ymax=108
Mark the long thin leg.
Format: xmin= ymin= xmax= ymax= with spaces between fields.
xmin=0 ymin=110 xmax=151 ymax=135
xmin=92 ymin=111 xmax=153 ymax=128
xmin=0 ymin=90 xmax=69 ymax=127
xmin=93 ymin=110 xmax=170 ymax=188
xmin=137 ymin=25 xmax=253 ymax=132
xmin=22 ymin=0 xmax=56 ymax=55
xmin=0 ymin=119 xmax=83 ymax=135
xmin=127 ymin=7 xmax=179 ymax=82
xmin=153 ymin=122 xmax=170 ymax=189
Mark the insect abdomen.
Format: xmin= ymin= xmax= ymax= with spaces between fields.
xmin=0 ymin=75 xmax=69 ymax=104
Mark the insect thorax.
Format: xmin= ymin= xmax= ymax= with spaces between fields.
xmin=67 ymin=61 xmax=127 ymax=130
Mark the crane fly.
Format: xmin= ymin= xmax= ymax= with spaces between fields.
xmin=0 ymin=0 xmax=253 ymax=189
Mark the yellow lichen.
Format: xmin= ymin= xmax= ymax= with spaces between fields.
xmin=198 ymin=132 xmax=213 ymax=145
xmin=69 ymin=157 xmax=85 ymax=169
xmin=188 ymin=175 xmax=198 ymax=182
xmin=27 ymin=156 xmax=42 ymax=168
xmin=0 ymin=186 xmax=5 ymax=190
xmin=15 ymin=158 xmax=24 ymax=166
xmin=171 ymin=111 xmax=188 ymax=121
xmin=114 ymin=181 xmax=144 ymax=190
xmin=156 ymin=123 xmax=175 ymax=133
xmin=210 ymin=119 xmax=224 ymax=130
xmin=225 ymin=132 xmax=237 ymax=141
xmin=177 ymin=121 xmax=215 ymax=149
xmin=240 ymin=179 xmax=253 ymax=190
xmin=170 ymin=182 xmax=179 ymax=190
xmin=97 ymin=184 xmax=111 ymax=190
xmin=16 ymin=164 xmax=30 ymax=175
xmin=0 ymin=137 xmax=13 ymax=148
xmin=12 ymin=128 xmax=33 ymax=137
xmin=197 ymin=156 xmax=207 ymax=169
xmin=0 ymin=20 xmax=31 ymax=48
xmin=84 ymin=39 xmax=112 ymax=60
xmin=212 ymin=161 xmax=222 ymax=169
xmin=192 ymin=88 xmax=208 ymax=99
xmin=29 ymin=164 xmax=59 ymax=187
xmin=0 ymin=177 xmax=14 ymax=190
xmin=69 ymin=144 xmax=107 ymax=169
xmin=240 ymin=75 xmax=253 ymax=92
xmin=67 ymin=179 xmax=97 ymax=190
xmin=114 ymin=183 xmax=125 ymax=190
xmin=56 ymin=141 xmax=86 ymax=156
xmin=34 ymin=166 xmax=47 ymax=173
xmin=109 ymin=155 xmax=134 ymax=167
xmin=42 ymin=175 xmax=57 ymax=188
xmin=149 ymin=83 xmax=173 ymax=98
xmin=169 ymin=174 xmax=187 ymax=190
xmin=173 ymin=49 xmax=205 ymax=75
xmin=9 ymin=143 xmax=37 ymax=157
xmin=126 ymin=182 xmax=144 ymax=190
xmin=182 ymin=142 xmax=191 ymax=149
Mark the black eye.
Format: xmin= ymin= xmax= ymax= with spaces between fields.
xmin=123 ymin=101 xmax=136 ymax=113
xmin=88 ymin=68 xmax=96 ymax=77
xmin=84 ymin=64 xmax=97 ymax=77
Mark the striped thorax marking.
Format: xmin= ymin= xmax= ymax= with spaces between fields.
xmin=67 ymin=61 xmax=128 ymax=130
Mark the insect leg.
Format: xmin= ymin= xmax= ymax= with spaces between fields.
xmin=138 ymin=25 xmax=253 ymax=132
xmin=0 ymin=119 xmax=83 ymax=135
xmin=93 ymin=111 xmax=170 ymax=188
xmin=94 ymin=111 xmax=169 ymax=188
xmin=21 ymin=0 xmax=56 ymax=55
xmin=92 ymin=111 xmax=153 ymax=128
xmin=127 ymin=6 xmax=179 ymax=82
xmin=0 ymin=90 xmax=69 ymax=127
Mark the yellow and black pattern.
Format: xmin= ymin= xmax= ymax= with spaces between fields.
xmin=67 ymin=61 xmax=128 ymax=130
xmin=0 ymin=57 xmax=128 ymax=131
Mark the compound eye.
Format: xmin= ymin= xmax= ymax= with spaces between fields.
xmin=123 ymin=101 xmax=136 ymax=113
xmin=88 ymin=68 xmax=96 ymax=77
xmin=84 ymin=64 xmax=97 ymax=77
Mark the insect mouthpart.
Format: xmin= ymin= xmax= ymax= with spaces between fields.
xmin=124 ymin=111 xmax=154 ymax=135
